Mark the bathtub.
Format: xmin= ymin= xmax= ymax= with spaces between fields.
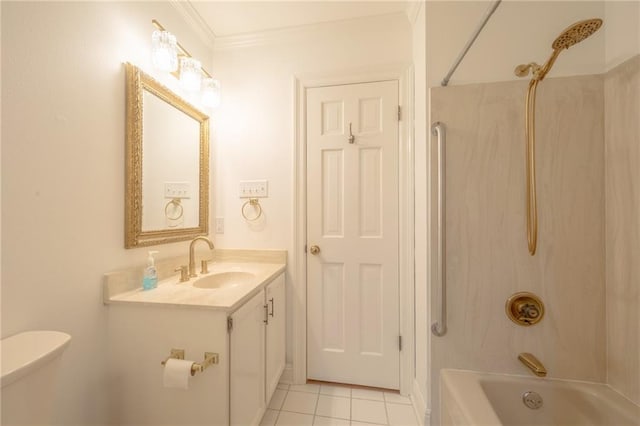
xmin=441 ymin=369 xmax=640 ymax=426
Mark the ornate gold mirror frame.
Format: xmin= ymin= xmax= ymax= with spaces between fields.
xmin=125 ymin=63 xmax=209 ymax=248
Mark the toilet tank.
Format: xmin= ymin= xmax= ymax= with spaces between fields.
xmin=1 ymin=330 xmax=71 ymax=425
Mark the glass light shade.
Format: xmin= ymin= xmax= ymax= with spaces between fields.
xmin=201 ymin=78 xmax=221 ymax=108
xmin=179 ymin=58 xmax=202 ymax=92
xmin=151 ymin=30 xmax=178 ymax=72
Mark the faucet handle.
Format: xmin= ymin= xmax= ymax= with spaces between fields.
xmin=175 ymin=265 xmax=189 ymax=282
xmin=201 ymin=260 xmax=209 ymax=275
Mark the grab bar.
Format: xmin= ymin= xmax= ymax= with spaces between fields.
xmin=431 ymin=122 xmax=447 ymax=337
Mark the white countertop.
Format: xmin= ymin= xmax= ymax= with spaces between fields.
xmin=106 ymin=260 xmax=285 ymax=312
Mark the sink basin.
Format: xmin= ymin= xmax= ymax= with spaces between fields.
xmin=192 ymin=272 xmax=255 ymax=289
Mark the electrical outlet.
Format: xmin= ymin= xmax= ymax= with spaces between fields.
xmin=165 ymin=182 xmax=191 ymax=199
xmin=216 ymin=217 xmax=224 ymax=234
xmin=239 ymin=180 xmax=268 ymax=198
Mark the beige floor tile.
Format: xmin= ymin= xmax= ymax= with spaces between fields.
xmin=290 ymin=383 xmax=321 ymax=393
xmin=313 ymin=416 xmax=351 ymax=426
xmin=275 ymin=411 xmax=313 ymax=426
xmin=351 ymin=388 xmax=385 ymax=401
xmin=320 ymin=384 xmax=352 ymax=398
xmin=386 ymin=402 xmax=418 ymax=426
xmin=315 ymin=395 xmax=350 ymax=420
xmin=351 ymin=398 xmax=387 ymax=424
xmin=281 ymin=390 xmax=319 ymax=414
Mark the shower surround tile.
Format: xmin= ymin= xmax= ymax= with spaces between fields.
xmin=605 ymin=54 xmax=640 ymax=405
xmin=429 ymin=74 xmax=606 ymax=421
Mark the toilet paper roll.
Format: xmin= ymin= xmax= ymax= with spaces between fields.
xmin=163 ymin=358 xmax=193 ymax=389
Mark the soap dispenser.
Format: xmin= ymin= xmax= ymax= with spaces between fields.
xmin=142 ymin=251 xmax=159 ymax=290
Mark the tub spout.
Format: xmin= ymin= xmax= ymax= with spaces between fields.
xmin=518 ymin=352 xmax=547 ymax=377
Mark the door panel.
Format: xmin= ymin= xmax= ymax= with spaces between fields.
xmin=322 ymin=149 xmax=344 ymax=237
xmin=306 ymin=80 xmax=400 ymax=389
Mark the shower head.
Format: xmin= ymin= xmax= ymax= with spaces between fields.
xmin=551 ymin=18 xmax=603 ymax=51
xmin=514 ymin=18 xmax=603 ymax=80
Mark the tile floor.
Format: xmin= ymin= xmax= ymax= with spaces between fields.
xmin=260 ymin=382 xmax=420 ymax=426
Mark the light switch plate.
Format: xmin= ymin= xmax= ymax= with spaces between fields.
xmin=239 ymin=180 xmax=268 ymax=198
xmin=165 ymin=182 xmax=191 ymax=199
xmin=216 ymin=217 xmax=224 ymax=234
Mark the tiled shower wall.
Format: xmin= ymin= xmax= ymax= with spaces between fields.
xmin=605 ymin=55 xmax=640 ymax=405
xmin=429 ymin=74 xmax=605 ymax=424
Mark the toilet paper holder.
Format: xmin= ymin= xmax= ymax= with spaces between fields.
xmin=160 ymin=348 xmax=219 ymax=376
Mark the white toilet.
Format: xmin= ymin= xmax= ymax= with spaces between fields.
xmin=1 ymin=330 xmax=71 ymax=425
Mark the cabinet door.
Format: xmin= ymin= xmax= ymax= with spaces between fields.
xmin=265 ymin=274 xmax=286 ymax=402
xmin=230 ymin=290 xmax=266 ymax=426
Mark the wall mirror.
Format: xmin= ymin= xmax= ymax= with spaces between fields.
xmin=125 ymin=63 xmax=209 ymax=248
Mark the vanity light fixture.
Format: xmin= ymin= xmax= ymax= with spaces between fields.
xmin=201 ymin=78 xmax=221 ymax=108
xmin=151 ymin=19 xmax=220 ymax=106
xmin=180 ymin=57 xmax=202 ymax=92
xmin=151 ymin=30 xmax=178 ymax=72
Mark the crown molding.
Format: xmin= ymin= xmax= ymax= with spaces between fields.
xmin=169 ymin=0 xmax=217 ymax=50
xmin=214 ymin=12 xmax=409 ymax=51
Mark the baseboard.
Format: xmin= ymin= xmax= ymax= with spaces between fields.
xmin=411 ymin=379 xmax=430 ymax=426
xmin=279 ymin=364 xmax=294 ymax=384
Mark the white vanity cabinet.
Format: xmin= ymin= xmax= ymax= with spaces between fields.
xmin=265 ymin=274 xmax=286 ymax=401
xmin=106 ymin=303 xmax=230 ymax=425
xmin=229 ymin=290 xmax=266 ymax=426
xmin=229 ymin=273 xmax=286 ymax=426
xmin=105 ymin=258 xmax=286 ymax=426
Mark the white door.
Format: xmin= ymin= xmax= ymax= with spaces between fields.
xmin=306 ymin=80 xmax=400 ymax=389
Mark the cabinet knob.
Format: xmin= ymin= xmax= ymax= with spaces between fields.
xmin=309 ymin=245 xmax=321 ymax=255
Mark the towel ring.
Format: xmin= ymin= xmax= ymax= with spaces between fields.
xmin=164 ymin=198 xmax=184 ymax=221
xmin=241 ymin=198 xmax=262 ymax=221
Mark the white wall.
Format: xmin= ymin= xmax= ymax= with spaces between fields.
xmin=1 ymin=3 xmax=212 ymax=424
xmin=605 ymin=0 xmax=640 ymax=70
xmin=211 ymin=13 xmax=413 ymax=368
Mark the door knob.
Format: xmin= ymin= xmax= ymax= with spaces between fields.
xmin=309 ymin=245 xmax=321 ymax=255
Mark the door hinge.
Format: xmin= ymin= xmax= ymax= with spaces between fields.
xmin=398 ymin=335 xmax=402 ymax=351
xmin=398 ymin=106 xmax=401 ymax=121
xmin=227 ymin=317 xmax=233 ymax=332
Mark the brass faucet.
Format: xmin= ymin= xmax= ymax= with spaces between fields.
xmin=189 ymin=236 xmax=214 ymax=277
xmin=518 ymin=353 xmax=547 ymax=377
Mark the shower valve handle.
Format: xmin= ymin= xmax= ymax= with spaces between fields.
xmin=517 ymin=303 xmax=540 ymax=323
